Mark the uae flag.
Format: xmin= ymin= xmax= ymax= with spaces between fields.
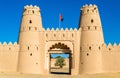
xmin=60 ymin=14 xmax=63 ymax=21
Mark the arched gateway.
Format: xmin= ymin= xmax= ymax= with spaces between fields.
xmin=45 ymin=41 xmax=74 ymax=74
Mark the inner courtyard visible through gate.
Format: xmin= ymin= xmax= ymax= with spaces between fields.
xmin=50 ymin=53 xmax=71 ymax=74
xmin=45 ymin=42 xmax=73 ymax=75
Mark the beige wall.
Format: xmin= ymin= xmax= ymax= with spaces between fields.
xmin=102 ymin=43 xmax=120 ymax=73
xmin=0 ymin=42 xmax=19 ymax=72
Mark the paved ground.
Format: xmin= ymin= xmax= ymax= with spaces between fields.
xmin=1 ymin=72 xmax=120 ymax=78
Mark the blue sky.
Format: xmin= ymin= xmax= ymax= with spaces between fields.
xmin=51 ymin=54 xmax=69 ymax=58
xmin=0 ymin=0 xmax=120 ymax=44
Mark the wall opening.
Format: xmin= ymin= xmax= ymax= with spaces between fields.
xmin=35 ymin=27 xmax=37 ymax=30
xmin=28 ymin=46 xmax=30 ymax=50
xmin=46 ymin=34 xmax=48 ymax=37
xmin=87 ymin=9 xmax=89 ymax=12
xmin=36 ymin=46 xmax=38 ymax=51
xmin=72 ymin=33 xmax=74 ymax=37
xmin=54 ymin=34 xmax=56 ymax=37
xmin=29 ymin=20 xmax=32 ymax=24
xmin=99 ymin=46 xmax=101 ymax=50
xmin=50 ymin=53 xmax=71 ymax=75
xmin=87 ymin=53 xmax=89 ymax=56
xmin=29 ymin=27 xmax=31 ymax=30
xmin=88 ymin=26 xmax=90 ymax=30
xmin=32 ymin=10 xmax=34 ymax=14
xmin=30 ymin=53 xmax=32 ymax=56
xmin=109 ymin=48 xmax=111 ymax=51
xmin=89 ymin=46 xmax=91 ymax=50
xmin=9 ymin=48 xmax=11 ymax=50
xmin=91 ymin=19 xmax=94 ymax=23
xmin=95 ymin=26 xmax=97 ymax=30
xmin=48 ymin=42 xmax=72 ymax=75
xmin=94 ymin=7 xmax=96 ymax=10
xmin=63 ymin=34 xmax=65 ymax=37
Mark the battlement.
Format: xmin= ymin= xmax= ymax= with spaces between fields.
xmin=80 ymin=43 xmax=120 ymax=52
xmin=102 ymin=43 xmax=120 ymax=52
xmin=24 ymin=5 xmax=40 ymax=10
xmin=82 ymin=4 xmax=97 ymax=8
xmin=45 ymin=27 xmax=79 ymax=41
xmin=0 ymin=42 xmax=19 ymax=52
xmin=0 ymin=42 xmax=18 ymax=45
xmin=81 ymin=4 xmax=98 ymax=14
xmin=23 ymin=5 xmax=40 ymax=15
xmin=45 ymin=27 xmax=78 ymax=31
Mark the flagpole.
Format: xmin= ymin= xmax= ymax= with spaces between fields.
xmin=59 ymin=14 xmax=60 ymax=29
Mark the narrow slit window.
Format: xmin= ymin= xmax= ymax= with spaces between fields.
xmin=30 ymin=53 xmax=32 ymax=56
xmin=99 ymin=46 xmax=101 ymax=50
xmin=29 ymin=20 xmax=32 ymax=24
xmin=46 ymin=34 xmax=48 ymax=37
xmin=36 ymin=47 xmax=38 ymax=50
xmin=54 ymin=34 xmax=56 ymax=37
xmin=29 ymin=27 xmax=31 ymax=30
xmin=89 ymin=46 xmax=91 ymax=50
xmin=109 ymin=48 xmax=111 ymax=51
xmin=28 ymin=46 xmax=29 ymax=50
xmin=72 ymin=33 xmax=74 ymax=37
xmin=88 ymin=26 xmax=90 ymax=30
xmin=35 ymin=27 xmax=37 ymax=30
xmin=87 ymin=53 xmax=89 ymax=56
xmin=63 ymin=34 xmax=65 ymax=37
xmin=87 ymin=9 xmax=89 ymax=12
xmin=9 ymin=48 xmax=11 ymax=50
xmin=91 ymin=19 xmax=94 ymax=23
xmin=32 ymin=10 xmax=34 ymax=14
xmin=95 ymin=26 xmax=97 ymax=30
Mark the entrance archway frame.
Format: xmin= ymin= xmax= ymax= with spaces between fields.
xmin=45 ymin=41 xmax=74 ymax=75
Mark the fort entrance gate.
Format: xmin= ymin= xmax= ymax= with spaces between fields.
xmin=45 ymin=41 xmax=74 ymax=75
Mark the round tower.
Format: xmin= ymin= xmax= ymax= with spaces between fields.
xmin=79 ymin=4 xmax=104 ymax=73
xmin=18 ymin=5 xmax=43 ymax=74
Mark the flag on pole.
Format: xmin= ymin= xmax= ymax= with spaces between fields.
xmin=60 ymin=14 xmax=63 ymax=21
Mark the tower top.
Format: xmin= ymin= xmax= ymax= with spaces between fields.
xmin=80 ymin=4 xmax=98 ymax=15
xmin=24 ymin=5 xmax=40 ymax=10
xmin=23 ymin=5 xmax=40 ymax=16
xmin=81 ymin=4 xmax=97 ymax=9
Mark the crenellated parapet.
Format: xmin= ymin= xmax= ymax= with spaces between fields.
xmin=102 ymin=43 xmax=120 ymax=52
xmin=45 ymin=27 xmax=79 ymax=41
xmin=45 ymin=27 xmax=78 ymax=31
xmin=81 ymin=4 xmax=98 ymax=15
xmin=80 ymin=43 xmax=120 ymax=53
xmin=0 ymin=42 xmax=19 ymax=52
xmin=23 ymin=5 xmax=40 ymax=15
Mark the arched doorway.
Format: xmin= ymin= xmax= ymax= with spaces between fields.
xmin=48 ymin=42 xmax=72 ymax=74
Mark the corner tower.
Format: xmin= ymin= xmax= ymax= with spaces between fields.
xmin=79 ymin=4 xmax=104 ymax=73
xmin=18 ymin=5 xmax=43 ymax=74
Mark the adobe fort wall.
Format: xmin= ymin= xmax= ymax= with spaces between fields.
xmin=44 ymin=28 xmax=81 ymax=75
xmin=102 ymin=43 xmax=120 ymax=73
xmin=0 ymin=42 xmax=19 ymax=72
